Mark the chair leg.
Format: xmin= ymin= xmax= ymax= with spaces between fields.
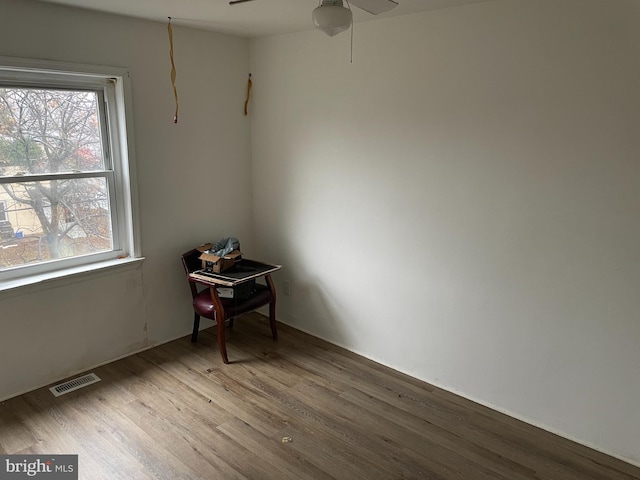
xmin=217 ymin=316 xmax=229 ymax=364
xmin=191 ymin=312 xmax=200 ymax=343
xmin=269 ymin=301 xmax=278 ymax=340
xmin=228 ymin=317 xmax=234 ymax=329
xmin=265 ymin=274 xmax=278 ymax=341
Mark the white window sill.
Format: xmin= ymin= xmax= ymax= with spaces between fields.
xmin=0 ymin=257 xmax=145 ymax=298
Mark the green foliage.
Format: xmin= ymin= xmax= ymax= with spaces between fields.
xmin=0 ymin=137 xmax=43 ymax=167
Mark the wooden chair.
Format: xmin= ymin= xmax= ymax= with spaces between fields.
xmin=181 ymin=248 xmax=277 ymax=363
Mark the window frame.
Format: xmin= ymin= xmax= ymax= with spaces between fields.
xmin=0 ymin=57 xmax=141 ymax=287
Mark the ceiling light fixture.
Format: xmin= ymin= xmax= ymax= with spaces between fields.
xmin=312 ymin=0 xmax=353 ymax=37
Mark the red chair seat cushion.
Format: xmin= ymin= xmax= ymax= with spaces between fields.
xmin=193 ymin=283 xmax=272 ymax=320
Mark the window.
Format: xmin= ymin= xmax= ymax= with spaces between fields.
xmin=0 ymin=58 xmax=139 ymax=284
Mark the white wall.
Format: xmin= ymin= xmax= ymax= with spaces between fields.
xmin=250 ymin=0 xmax=640 ymax=465
xmin=0 ymin=0 xmax=253 ymax=399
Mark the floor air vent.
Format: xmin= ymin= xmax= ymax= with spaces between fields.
xmin=49 ymin=373 xmax=101 ymax=397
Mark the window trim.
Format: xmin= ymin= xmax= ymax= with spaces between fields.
xmin=0 ymin=56 xmax=141 ymax=288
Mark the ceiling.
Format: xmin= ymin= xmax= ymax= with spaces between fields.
xmin=34 ymin=0 xmax=492 ymax=38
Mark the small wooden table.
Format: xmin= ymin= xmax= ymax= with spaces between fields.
xmin=186 ymin=258 xmax=281 ymax=363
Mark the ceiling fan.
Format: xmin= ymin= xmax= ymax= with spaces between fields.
xmin=229 ymin=0 xmax=399 ymax=37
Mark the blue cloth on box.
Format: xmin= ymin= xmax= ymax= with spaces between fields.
xmin=208 ymin=237 xmax=240 ymax=257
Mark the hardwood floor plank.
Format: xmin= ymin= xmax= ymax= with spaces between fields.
xmin=10 ymin=392 xmax=86 ymax=455
xmin=0 ymin=400 xmax=38 ymax=453
xmin=339 ymin=383 xmax=631 ymax=480
xmin=228 ymin=364 xmax=485 ymax=479
xmin=291 ymin=379 xmax=517 ymax=480
xmin=1 ymin=313 xmax=638 ymax=480
xmin=217 ymin=417 xmax=335 ymax=480
xmin=118 ymin=399 xmax=250 ymax=480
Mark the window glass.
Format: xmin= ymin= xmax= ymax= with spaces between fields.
xmin=0 ymin=88 xmax=106 ymax=174
xmin=0 ymin=179 xmax=112 ymax=268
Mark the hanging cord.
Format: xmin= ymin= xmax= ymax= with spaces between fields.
xmin=167 ymin=17 xmax=179 ymax=124
xmin=345 ymin=0 xmax=354 ymax=63
xmin=350 ymin=14 xmax=354 ymax=63
xmin=244 ymin=73 xmax=253 ymax=116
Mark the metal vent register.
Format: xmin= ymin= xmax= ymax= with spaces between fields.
xmin=49 ymin=373 xmax=101 ymax=397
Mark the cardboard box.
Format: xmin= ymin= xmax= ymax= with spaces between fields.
xmin=199 ymin=249 xmax=242 ymax=273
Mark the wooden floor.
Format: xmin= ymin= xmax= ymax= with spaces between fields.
xmin=1 ymin=313 xmax=639 ymax=480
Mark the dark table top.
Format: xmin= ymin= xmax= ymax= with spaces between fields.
xmin=189 ymin=259 xmax=281 ymax=286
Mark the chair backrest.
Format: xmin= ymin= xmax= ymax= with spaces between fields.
xmin=181 ymin=249 xmax=202 ymax=299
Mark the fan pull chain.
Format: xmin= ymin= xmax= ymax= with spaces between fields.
xmin=168 ymin=17 xmax=179 ymax=124
xmin=350 ymin=17 xmax=354 ymax=63
xmin=345 ymin=0 xmax=354 ymax=63
xmin=244 ymin=73 xmax=253 ymax=116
